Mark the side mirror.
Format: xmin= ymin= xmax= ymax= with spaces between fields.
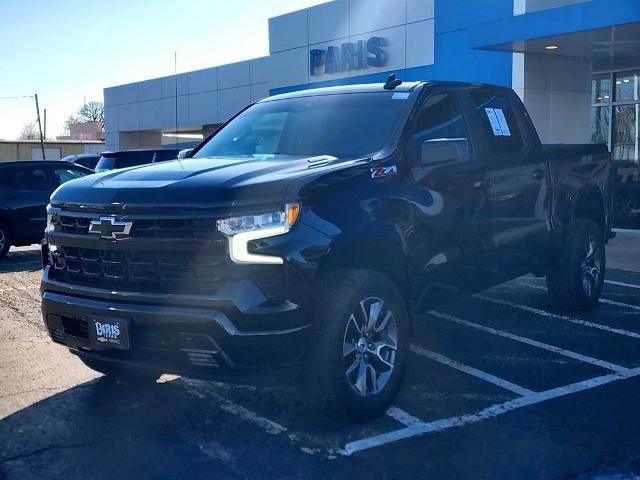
xmin=421 ymin=138 xmax=470 ymax=165
xmin=177 ymin=148 xmax=193 ymax=159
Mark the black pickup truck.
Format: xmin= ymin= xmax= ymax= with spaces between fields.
xmin=41 ymin=78 xmax=612 ymax=420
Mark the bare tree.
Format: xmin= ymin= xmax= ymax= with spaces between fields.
xmin=64 ymin=100 xmax=105 ymax=133
xmin=18 ymin=121 xmax=39 ymax=140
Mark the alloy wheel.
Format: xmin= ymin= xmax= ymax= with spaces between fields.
xmin=581 ymin=235 xmax=602 ymax=297
xmin=342 ymin=297 xmax=398 ymax=397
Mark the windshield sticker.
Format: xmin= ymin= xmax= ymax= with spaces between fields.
xmin=392 ymin=92 xmax=410 ymax=100
xmin=493 ymin=108 xmax=512 ymax=136
xmin=485 ymin=108 xmax=504 ymax=136
xmin=371 ymin=165 xmax=398 ymax=179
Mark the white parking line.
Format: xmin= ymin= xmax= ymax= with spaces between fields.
xmin=518 ymin=283 xmax=640 ymax=313
xmin=342 ymin=366 xmax=640 ymax=455
xmin=606 ymin=280 xmax=640 ymax=290
xmin=410 ymin=344 xmax=534 ymax=396
xmin=428 ymin=310 xmax=630 ymax=374
xmin=386 ymin=406 xmax=422 ymax=426
xmin=477 ymin=293 xmax=640 ymax=340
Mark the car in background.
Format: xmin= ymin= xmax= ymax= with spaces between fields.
xmin=94 ymin=148 xmax=182 ymax=172
xmin=60 ymin=153 xmax=101 ymax=171
xmin=0 ymin=161 xmax=92 ymax=259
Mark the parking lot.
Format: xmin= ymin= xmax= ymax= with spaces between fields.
xmin=2 ymin=242 xmax=640 ymax=479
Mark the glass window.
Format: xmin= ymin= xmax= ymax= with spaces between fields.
xmin=470 ymin=92 xmax=525 ymax=156
xmin=52 ymin=168 xmax=88 ymax=186
xmin=591 ymin=107 xmax=610 ymax=145
xmin=615 ymin=71 xmax=639 ymax=103
xmin=13 ymin=168 xmax=50 ymax=190
xmin=193 ymin=92 xmax=413 ymax=159
xmin=613 ymin=105 xmax=639 ymax=165
xmin=592 ymin=74 xmax=612 ymax=104
xmin=413 ymin=94 xmax=469 ymax=142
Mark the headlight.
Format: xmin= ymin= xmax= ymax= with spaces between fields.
xmin=217 ymin=203 xmax=300 ymax=264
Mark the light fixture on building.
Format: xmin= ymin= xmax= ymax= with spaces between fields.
xmin=544 ymin=44 xmax=559 ymax=50
xmin=616 ymin=81 xmax=622 ymax=85
xmin=604 ymin=95 xmax=610 ymax=99
xmin=624 ymin=79 xmax=631 ymax=83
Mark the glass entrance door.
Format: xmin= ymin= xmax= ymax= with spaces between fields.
xmin=592 ymin=69 xmax=640 ymax=229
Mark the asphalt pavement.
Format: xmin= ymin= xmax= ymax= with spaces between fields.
xmin=1 ymin=241 xmax=640 ymax=479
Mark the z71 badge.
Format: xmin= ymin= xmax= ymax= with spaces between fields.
xmin=370 ymin=165 xmax=398 ymax=179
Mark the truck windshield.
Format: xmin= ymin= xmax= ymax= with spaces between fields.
xmin=193 ymin=92 xmax=413 ymax=159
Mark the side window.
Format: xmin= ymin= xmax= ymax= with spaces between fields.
xmin=414 ymin=94 xmax=469 ymax=142
xmin=470 ymin=92 xmax=525 ymax=156
xmin=0 ymin=168 xmax=17 ymax=188
xmin=14 ymin=168 xmax=50 ymax=190
xmin=51 ymin=168 xmax=87 ymax=186
xmin=411 ymin=93 xmax=470 ymax=163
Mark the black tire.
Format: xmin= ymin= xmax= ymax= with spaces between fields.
xmin=306 ymin=269 xmax=410 ymax=422
xmin=0 ymin=221 xmax=11 ymax=260
xmin=79 ymin=356 xmax=158 ymax=386
xmin=546 ymin=219 xmax=605 ymax=311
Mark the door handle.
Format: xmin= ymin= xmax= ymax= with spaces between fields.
xmin=473 ymin=179 xmax=491 ymax=188
xmin=531 ymin=169 xmax=545 ymax=180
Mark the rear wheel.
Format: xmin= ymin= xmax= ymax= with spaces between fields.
xmin=546 ymin=220 xmax=605 ymax=311
xmin=79 ymin=357 xmax=158 ymax=386
xmin=307 ymin=269 xmax=410 ymax=422
xmin=0 ymin=221 xmax=11 ymax=259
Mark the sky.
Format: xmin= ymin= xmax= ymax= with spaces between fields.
xmin=0 ymin=0 xmax=325 ymax=140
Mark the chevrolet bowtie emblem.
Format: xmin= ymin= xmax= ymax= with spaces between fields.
xmin=88 ymin=217 xmax=133 ymax=240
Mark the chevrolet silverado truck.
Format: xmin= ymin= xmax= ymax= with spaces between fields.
xmin=41 ymin=78 xmax=613 ymax=420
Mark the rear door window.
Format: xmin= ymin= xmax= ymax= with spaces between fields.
xmin=14 ymin=167 xmax=52 ymax=190
xmin=470 ymin=92 xmax=525 ymax=156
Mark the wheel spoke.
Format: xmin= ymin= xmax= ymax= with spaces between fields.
xmin=366 ymin=363 xmax=378 ymax=394
xmin=346 ymin=357 xmax=359 ymax=377
xmin=374 ymin=310 xmax=393 ymax=333
xmin=363 ymin=299 xmax=383 ymax=333
xmin=369 ymin=337 xmax=397 ymax=369
xmin=355 ymin=358 xmax=368 ymax=395
xmin=347 ymin=313 xmax=363 ymax=335
xmin=343 ymin=342 xmax=356 ymax=358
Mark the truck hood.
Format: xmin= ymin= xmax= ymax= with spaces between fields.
xmin=51 ymin=155 xmax=366 ymax=212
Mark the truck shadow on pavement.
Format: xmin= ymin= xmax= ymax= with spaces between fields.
xmin=0 ymin=375 xmax=386 ymax=479
xmin=0 ymin=249 xmax=41 ymax=274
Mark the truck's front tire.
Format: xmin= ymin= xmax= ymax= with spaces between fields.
xmin=0 ymin=221 xmax=11 ymax=260
xmin=546 ymin=219 xmax=605 ymax=311
xmin=307 ymin=269 xmax=410 ymax=422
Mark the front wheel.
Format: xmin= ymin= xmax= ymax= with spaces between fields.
xmin=0 ymin=221 xmax=11 ymax=259
xmin=307 ymin=269 xmax=410 ymax=422
xmin=546 ymin=219 xmax=605 ymax=311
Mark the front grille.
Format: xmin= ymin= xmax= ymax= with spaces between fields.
xmin=49 ymin=245 xmax=227 ymax=294
xmin=50 ymin=215 xmax=218 ymax=239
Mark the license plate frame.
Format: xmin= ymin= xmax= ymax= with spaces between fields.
xmin=87 ymin=315 xmax=130 ymax=350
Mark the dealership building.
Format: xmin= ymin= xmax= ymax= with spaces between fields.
xmin=104 ymin=0 xmax=640 ymax=229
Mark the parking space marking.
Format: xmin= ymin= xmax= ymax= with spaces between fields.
xmin=342 ymin=367 xmax=640 ymax=455
xmin=410 ymin=344 xmax=534 ymax=396
xmin=605 ymin=280 xmax=640 ymax=290
xmin=478 ymin=293 xmax=640 ymax=340
xmin=518 ymin=283 xmax=640 ymax=313
xmin=427 ymin=311 xmax=631 ymax=374
xmin=386 ymin=406 xmax=423 ymax=426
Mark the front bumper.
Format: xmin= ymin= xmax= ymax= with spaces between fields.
xmin=41 ymin=267 xmax=311 ymax=383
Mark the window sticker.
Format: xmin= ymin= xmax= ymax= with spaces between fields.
xmin=485 ymin=108 xmax=503 ymax=136
xmin=392 ymin=92 xmax=410 ymax=100
xmin=493 ymin=108 xmax=512 ymax=137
